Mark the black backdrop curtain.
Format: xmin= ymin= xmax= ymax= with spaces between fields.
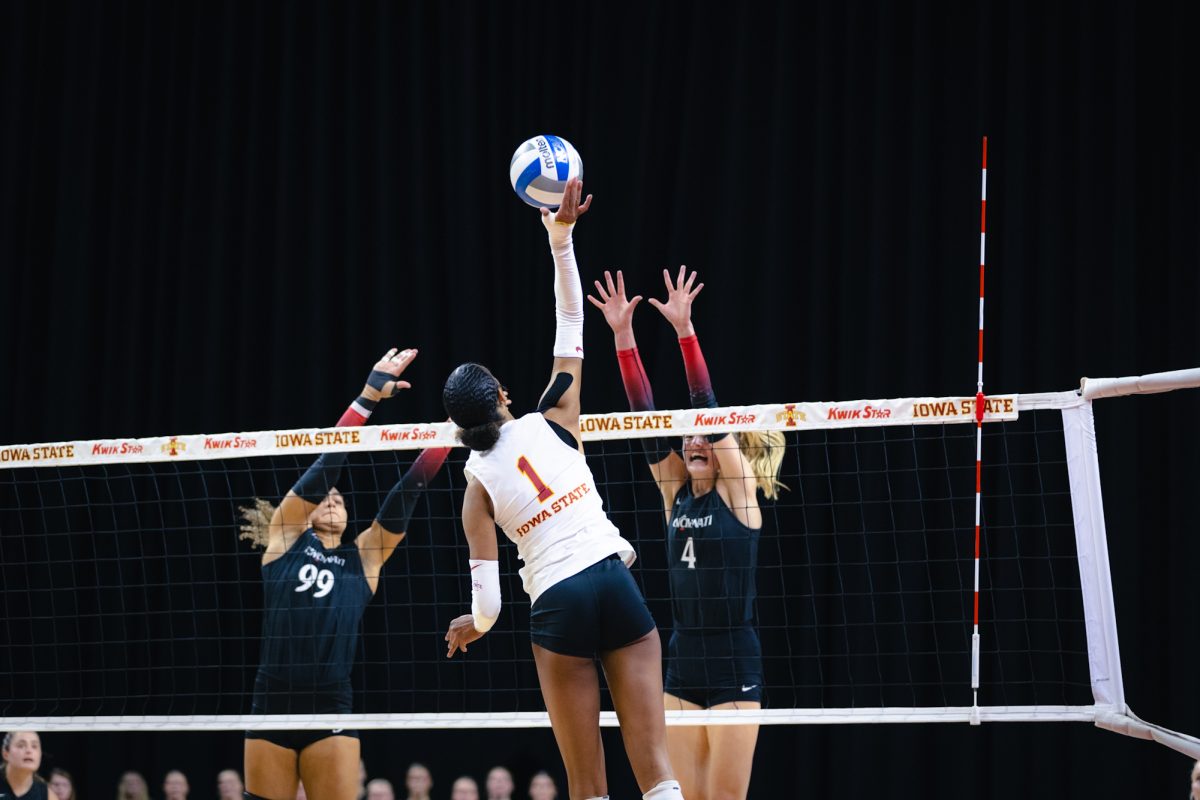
xmin=1 ymin=1 xmax=1197 ymax=798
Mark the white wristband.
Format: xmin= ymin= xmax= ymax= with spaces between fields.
xmin=469 ymin=559 xmax=501 ymax=633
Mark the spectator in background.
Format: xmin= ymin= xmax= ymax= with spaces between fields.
xmin=48 ymin=768 xmax=76 ymax=800
xmin=216 ymin=769 xmax=243 ymax=800
xmin=1191 ymin=760 xmax=1200 ymax=800
xmin=485 ymin=767 xmax=513 ymax=800
xmin=404 ymin=763 xmax=432 ymax=800
xmin=450 ymin=776 xmax=479 ymax=800
xmin=1 ymin=731 xmax=50 ymax=800
xmin=527 ymin=772 xmax=557 ymax=800
xmin=162 ymin=770 xmax=189 ymax=800
xmin=365 ymin=778 xmax=395 ymax=800
xmin=117 ymin=771 xmax=149 ymax=800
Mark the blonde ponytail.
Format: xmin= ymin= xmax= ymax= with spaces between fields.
xmin=736 ymin=430 xmax=788 ymax=500
xmin=237 ymin=498 xmax=277 ymax=550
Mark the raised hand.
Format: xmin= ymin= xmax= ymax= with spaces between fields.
xmin=362 ymin=347 xmax=418 ymax=402
xmin=647 ymin=265 xmax=704 ymax=337
xmin=587 ymin=270 xmax=643 ymax=335
xmin=540 ymin=175 xmax=593 ymax=226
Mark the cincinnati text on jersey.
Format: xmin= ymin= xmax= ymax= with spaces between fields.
xmin=304 ymin=546 xmax=347 ymax=566
xmin=514 ymin=481 xmax=593 ymax=537
xmin=672 ymin=513 xmax=714 ymax=529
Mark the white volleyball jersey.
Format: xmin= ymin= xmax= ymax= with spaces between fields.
xmin=463 ymin=412 xmax=635 ymax=603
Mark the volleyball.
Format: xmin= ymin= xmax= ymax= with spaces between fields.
xmin=508 ymin=134 xmax=584 ymax=208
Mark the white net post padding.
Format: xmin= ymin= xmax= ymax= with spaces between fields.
xmin=1061 ymin=401 xmax=1126 ymax=711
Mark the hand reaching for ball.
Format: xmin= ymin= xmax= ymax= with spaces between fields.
xmin=541 ymin=176 xmax=592 ymax=225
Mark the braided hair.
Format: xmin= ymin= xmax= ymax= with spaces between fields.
xmin=443 ymin=363 xmax=504 ymax=451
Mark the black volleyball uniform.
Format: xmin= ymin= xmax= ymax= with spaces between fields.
xmin=245 ymin=528 xmax=373 ymax=752
xmin=664 ymin=482 xmax=764 ymax=707
xmin=0 ymin=774 xmax=50 ymax=800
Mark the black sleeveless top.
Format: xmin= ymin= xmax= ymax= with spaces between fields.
xmin=258 ymin=528 xmax=373 ymax=686
xmin=0 ymin=772 xmax=51 ymax=800
xmin=667 ymin=482 xmax=760 ymax=631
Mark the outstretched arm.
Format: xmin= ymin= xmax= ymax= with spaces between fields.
xmin=650 ymin=267 xmax=759 ymax=522
xmin=536 ymin=177 xmax=591 ymax=447
xmin=356 ymin=443 xmax=452 ymax=593
xmin=587 ymin=269 xmax=687 ymax=494
xmin=265 ymin=348 xmax=418 ymax=564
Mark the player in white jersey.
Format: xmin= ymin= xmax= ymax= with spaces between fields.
xmin=442 ymin=178 xmax=683 ymax=800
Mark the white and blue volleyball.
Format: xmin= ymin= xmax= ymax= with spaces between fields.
xmin=508 ymin=134 xmax=584 ymax=208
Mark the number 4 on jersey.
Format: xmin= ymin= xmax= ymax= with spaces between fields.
xmin=681 ymin=536 xmax=697 ymax=569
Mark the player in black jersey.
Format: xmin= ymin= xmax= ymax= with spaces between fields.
xmin=590 ymin=267 xmax=785 ymax=800
xmin=0 ymin=731 xmax=50 ymax=800
xmin=237 ymin=348 xmax=449 ymax=800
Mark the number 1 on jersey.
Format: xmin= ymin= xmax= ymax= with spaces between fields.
xmin=517 ymin=455 xmax=554 ymax=502
xmin=681 ymin=536 xmax=697 ymax=569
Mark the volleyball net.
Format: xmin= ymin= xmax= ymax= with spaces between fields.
xmin=1 ymin=369 xmax=1197 ymax=759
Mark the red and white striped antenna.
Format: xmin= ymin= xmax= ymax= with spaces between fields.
xmin=970 ymin=136 xmax=987 ymax=724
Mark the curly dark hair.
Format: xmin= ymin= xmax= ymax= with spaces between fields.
xmin=443 ymin=363 xmax=504 ymax=451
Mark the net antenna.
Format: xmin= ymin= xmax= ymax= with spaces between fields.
xmin=970 ymin=136 xmax=988 ymax=724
